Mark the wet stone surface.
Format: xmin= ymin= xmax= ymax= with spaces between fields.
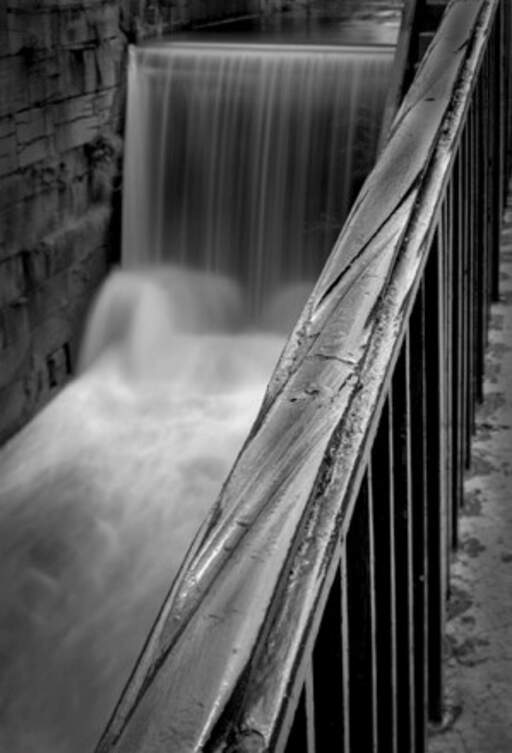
xmin=461 ymin=489 xmax=482 ymax=518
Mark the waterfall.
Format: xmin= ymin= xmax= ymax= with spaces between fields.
xmin=0 ymin=33 xmax=394 ymax=753
xmin=123 ymin=42 xmax=393 ymax=316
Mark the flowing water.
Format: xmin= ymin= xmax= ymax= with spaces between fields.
xmin=124 ymin=42 xmax=393 ymax=312
xmin=0 ymin=29 xmax=393 ymax=753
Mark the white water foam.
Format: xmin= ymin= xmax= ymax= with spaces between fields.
xmin=0 ymin=266 xmax=305 ymax=753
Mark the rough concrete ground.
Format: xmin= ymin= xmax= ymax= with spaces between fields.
xmin=428 ymin=196 xmax=512 ymax=752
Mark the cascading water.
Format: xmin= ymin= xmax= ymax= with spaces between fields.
xmin=0 ymin=29 xmax=393 ymax=753
xmin=124 ymin=42 xmax=392 ymax=313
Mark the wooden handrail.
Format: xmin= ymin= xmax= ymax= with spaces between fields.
xmin=378 ymin=0 xmax=422 ymax=152
xmin=96 ymin=1 xmax=509 ymax=750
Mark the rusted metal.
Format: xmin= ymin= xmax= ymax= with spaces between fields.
xmin=95 ymin=1 xmax=510 ymax=752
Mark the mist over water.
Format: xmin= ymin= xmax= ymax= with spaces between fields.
xmin=0 ymin=32 xmax=392 ymax=753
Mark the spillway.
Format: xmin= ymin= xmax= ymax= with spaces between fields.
xmin=0 ymin=26 xmax=394 ymax=753
xmin=123 ymin=41 xmax=392 ymax=315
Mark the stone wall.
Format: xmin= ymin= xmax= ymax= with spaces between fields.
xmin=0 ymin=0 xmax=269 ymax=443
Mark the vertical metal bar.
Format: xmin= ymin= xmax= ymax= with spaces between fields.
xmin=480 ymin=51 xmax=490 ymax=352
xmin=409 ymin=284 xmax=428 ymax=753
xmin=425 ymin=231 xmax=447 ymax=724
xmin=284 ymin=687 xmax=308 ymax=753
xmin=367 ymin=462 xmax=378 ymax=752
xmin=470 ymin=94 xmax=483 ymax=412
xmin=485 ymin=40 xmax=495 ymax=319
xmin=347 ymin=472 xmax=378 ymax=752
xmin=492 ymin=5 xmax=504 ymax=299
xmin=371 ymin=395 xmax=398 ymax=753
xmin=473 ymin=78 xmax=485 ymax=405
xmin=504 ymin=0 xmax=512 ymax=179
xmin=499 ymin=0 xmax=507 ymax=205
xmin=312 ymin=561 xmax=345 ymax=751
xmin=340 ymin=553 xmax=351 ymax=753
xmin=305 ymin=667 xmax=316 ymax=753
xmin=467 ymin=104 xmax=476 ymax=449
xmin=456 ymin=131 xmax=469 ymax=477
xmin=450 ymin=161 xmax=463 ymax=549
xmin=441 ymin=192 xmax=453 ymax=558
xmin=392 ymin=343 xmax=415 ymax=752
xmin=463 ymin=120 xmax=473 ymax=467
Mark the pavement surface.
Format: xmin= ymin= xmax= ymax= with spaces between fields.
xmin=428 ymin=195 xmax=512 ymax=752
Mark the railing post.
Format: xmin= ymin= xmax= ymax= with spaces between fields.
xmin=371 ymin=397 xmax=398 ymax=753
xmin=391 ymin=344 xmax=415 ymax=752
xmin=310 ymin=563 xmax=346 ymax=752
xmin=424 ymin=231 xmax=447 ymax=725
xmin=409 ymin=285 xmax=429 ymax=753
xmin=346 ymin=471 xmax=378 ymax=752
xmin=491 ymin=0 xmax=505 ymax=299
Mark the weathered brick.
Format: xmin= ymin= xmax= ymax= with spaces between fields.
xmin=0 ymin=379 xmax=31 ymax=444
xmin=0 ymin=303 xmax=30 ymax=392
xmin=0 ymin=6 xmax=8 ymax=57
xmin=0 ymin=299 xmax=29 ymax=350
xmin=0 ymin=174 xmax=24 ymax=220
xmin=10 ymin=1 xmax=88 ymax=8
xmin=46 ymin=343 xmax=72 ymax=391
xmin=25 ymin=55 xmax=63 ymax=106
xmin=83 ymin=48 xmax=98 ymax=92
xmin=15 ymin=107 xmax=56 ymax=168
xmin=18 ymin=136 xmax=54 ymax=168
xmin=0 ymin=144 xmax=17 ymax=177
xmin=22 ymin=243 xmax=53 ymax=287
xmin=0 ymin=154 xmax=89 ymax=229
xmin=87 ymin=2 xmax=120 ymax=42
xmin=0 ymin=188 xmax=60 ymax=258
xmin=95 ymin=41 xmax=120 ymax=89
xmin=21 ymin=351 xmax=51 ymax=420
xmin=53 ymin=93 xmax=95 ymax=125
xmin=52 ymin=93 xmax=99 ymax=150
xmin=59 ymin=7 xmax=95 ymax=49
xmin=16 ymin=106 xmax=55 ymax=146
xmin=0 ymin=56 xmax=29 ymax=118
xmin=0 ymin=254 xmax=28 ymax=306
xmin=32 ymin=311 xmax=74 ymax=363
xmin=23 ymin=206 xmax=110 ymax=287
xmin=0 ymin=118 xmax=17 ymax=177
xmin=26 ymin=246 xmax=108 ymax=357
xmin=7 ymin=6 xmax=58 ymax=55
xmin=67 ymin=244 xmax=109 ymax=303
xmin=94 ymin=88 xmax=120 ymax=126
xmin=56 ymin=117 xmax=98 ymax=152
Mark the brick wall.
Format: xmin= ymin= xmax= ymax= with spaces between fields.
xmin=0 ymin=0 xmax=267 ymax=443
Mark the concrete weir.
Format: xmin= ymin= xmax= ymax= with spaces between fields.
xmin=428 ymin=187 xmax=512 ymax=753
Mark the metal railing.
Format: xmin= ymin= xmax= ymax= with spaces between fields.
xmin=96 ymin=1 xmax=511 ymax=751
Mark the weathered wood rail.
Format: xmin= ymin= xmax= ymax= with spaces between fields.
xmin=96 ymin=1 xmax=511 ymax=751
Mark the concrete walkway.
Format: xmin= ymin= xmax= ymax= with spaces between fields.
xmin=428 ymin=195 xmax=512 ymax=752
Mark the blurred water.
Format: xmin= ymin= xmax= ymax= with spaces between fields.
xmin=0 ymin=32 xmax=393 ymax=753
xmin=0 ymin=268 xmax=296 ymax=753
xmin=123 ymin=42 xmax=393 ymax=313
